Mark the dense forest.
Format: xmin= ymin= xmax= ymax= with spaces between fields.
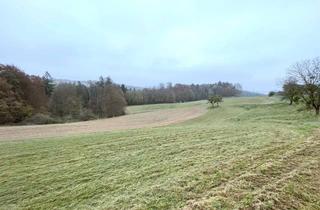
xmin=124 ymin=82 xmax=241 ymax=105
xmin=0 ymin=64 xmax=242 ymax=124
xmin=0 ymin=65 xmax=126 ymax=124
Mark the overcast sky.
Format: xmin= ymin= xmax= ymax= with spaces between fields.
xmin=1 ymin=0 xmax=319 ymax=93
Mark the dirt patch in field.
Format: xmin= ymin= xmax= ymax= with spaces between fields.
xmin=0 ymin=106 xmax=206 ymax=141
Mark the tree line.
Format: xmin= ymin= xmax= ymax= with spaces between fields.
xmin=281 ymin=57 xmax=320 ymax=115
xmin=0 ymin=65 xmax=126 ymax=124
xmin=0 ymin=64 xmax=242 ymax=124
xmin=124 ymin=82 xmax=241 ymax=105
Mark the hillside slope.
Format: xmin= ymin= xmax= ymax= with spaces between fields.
xmin=0 ymin=97 xmax=319 ymax=209
xmin=0 ymin=102 xmax=206 ymax=141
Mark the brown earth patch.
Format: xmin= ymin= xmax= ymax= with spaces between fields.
xmin=0 ymin=106 xmax=206 ymax=141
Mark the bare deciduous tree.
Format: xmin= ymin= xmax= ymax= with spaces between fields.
xmin=288 ymin=57 xmax=320 ymax=115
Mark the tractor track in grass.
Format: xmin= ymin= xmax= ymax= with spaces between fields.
xmin=0 ymin=106 xmax=206 ymax=141
xmin=182 ymin=130 xmax=320 ymax=210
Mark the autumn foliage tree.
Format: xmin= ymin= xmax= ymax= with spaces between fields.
xmin=0 ymin=77 xmax=31 ymax=123
xmin=0 ymin=64 xmax=127 ymax=124
xmin=0 ymin=65 xmax=48 ymax=123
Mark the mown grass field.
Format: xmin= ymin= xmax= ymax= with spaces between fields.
xmin=126 ymin=100 xmax=206 ymax=114
xmin=1 ymin=97 xmax=320 ymax=209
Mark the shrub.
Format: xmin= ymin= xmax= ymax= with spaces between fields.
xmin=22 ymin=113 xmax=60 ymax=125
xmin=208 ymin=95 xmax=223 ymax=108
xmin=79 ymin=109 xmax=97 ymax=121
xmin=268 ymin=91 xmax=276 ymax=97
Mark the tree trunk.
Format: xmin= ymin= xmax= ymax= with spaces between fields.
xmin=316 ymin=107 xmax=320 ymax=115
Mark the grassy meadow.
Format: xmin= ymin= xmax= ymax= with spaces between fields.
xmin=126 ymin=100 xmax=206 ymax=114
xmin=1 ymin=97 xmax=320 ymax=209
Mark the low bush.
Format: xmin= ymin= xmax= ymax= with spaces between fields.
xmin=22 ymin=113 xmax=60 ymax=125
xmin=268 ymin=91 xmax=276 ymax=97
xmin=79 ymin=109 xmax=97 ymax=121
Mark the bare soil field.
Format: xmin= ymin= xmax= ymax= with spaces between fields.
xmin=0 ymin=106 xmax=206 ymax=141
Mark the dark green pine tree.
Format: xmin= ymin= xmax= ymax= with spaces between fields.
xmin=42 ymin=71 xmax=55 ymax=97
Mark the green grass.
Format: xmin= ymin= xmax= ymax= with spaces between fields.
xmin=126 ymin=100 xmax=206 ymax=114
xmin=1 ymin=97 xmax=320 ymax=209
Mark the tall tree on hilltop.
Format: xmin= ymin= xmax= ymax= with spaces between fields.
xmin=42 ymin=71 xmax=55 ymax=97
